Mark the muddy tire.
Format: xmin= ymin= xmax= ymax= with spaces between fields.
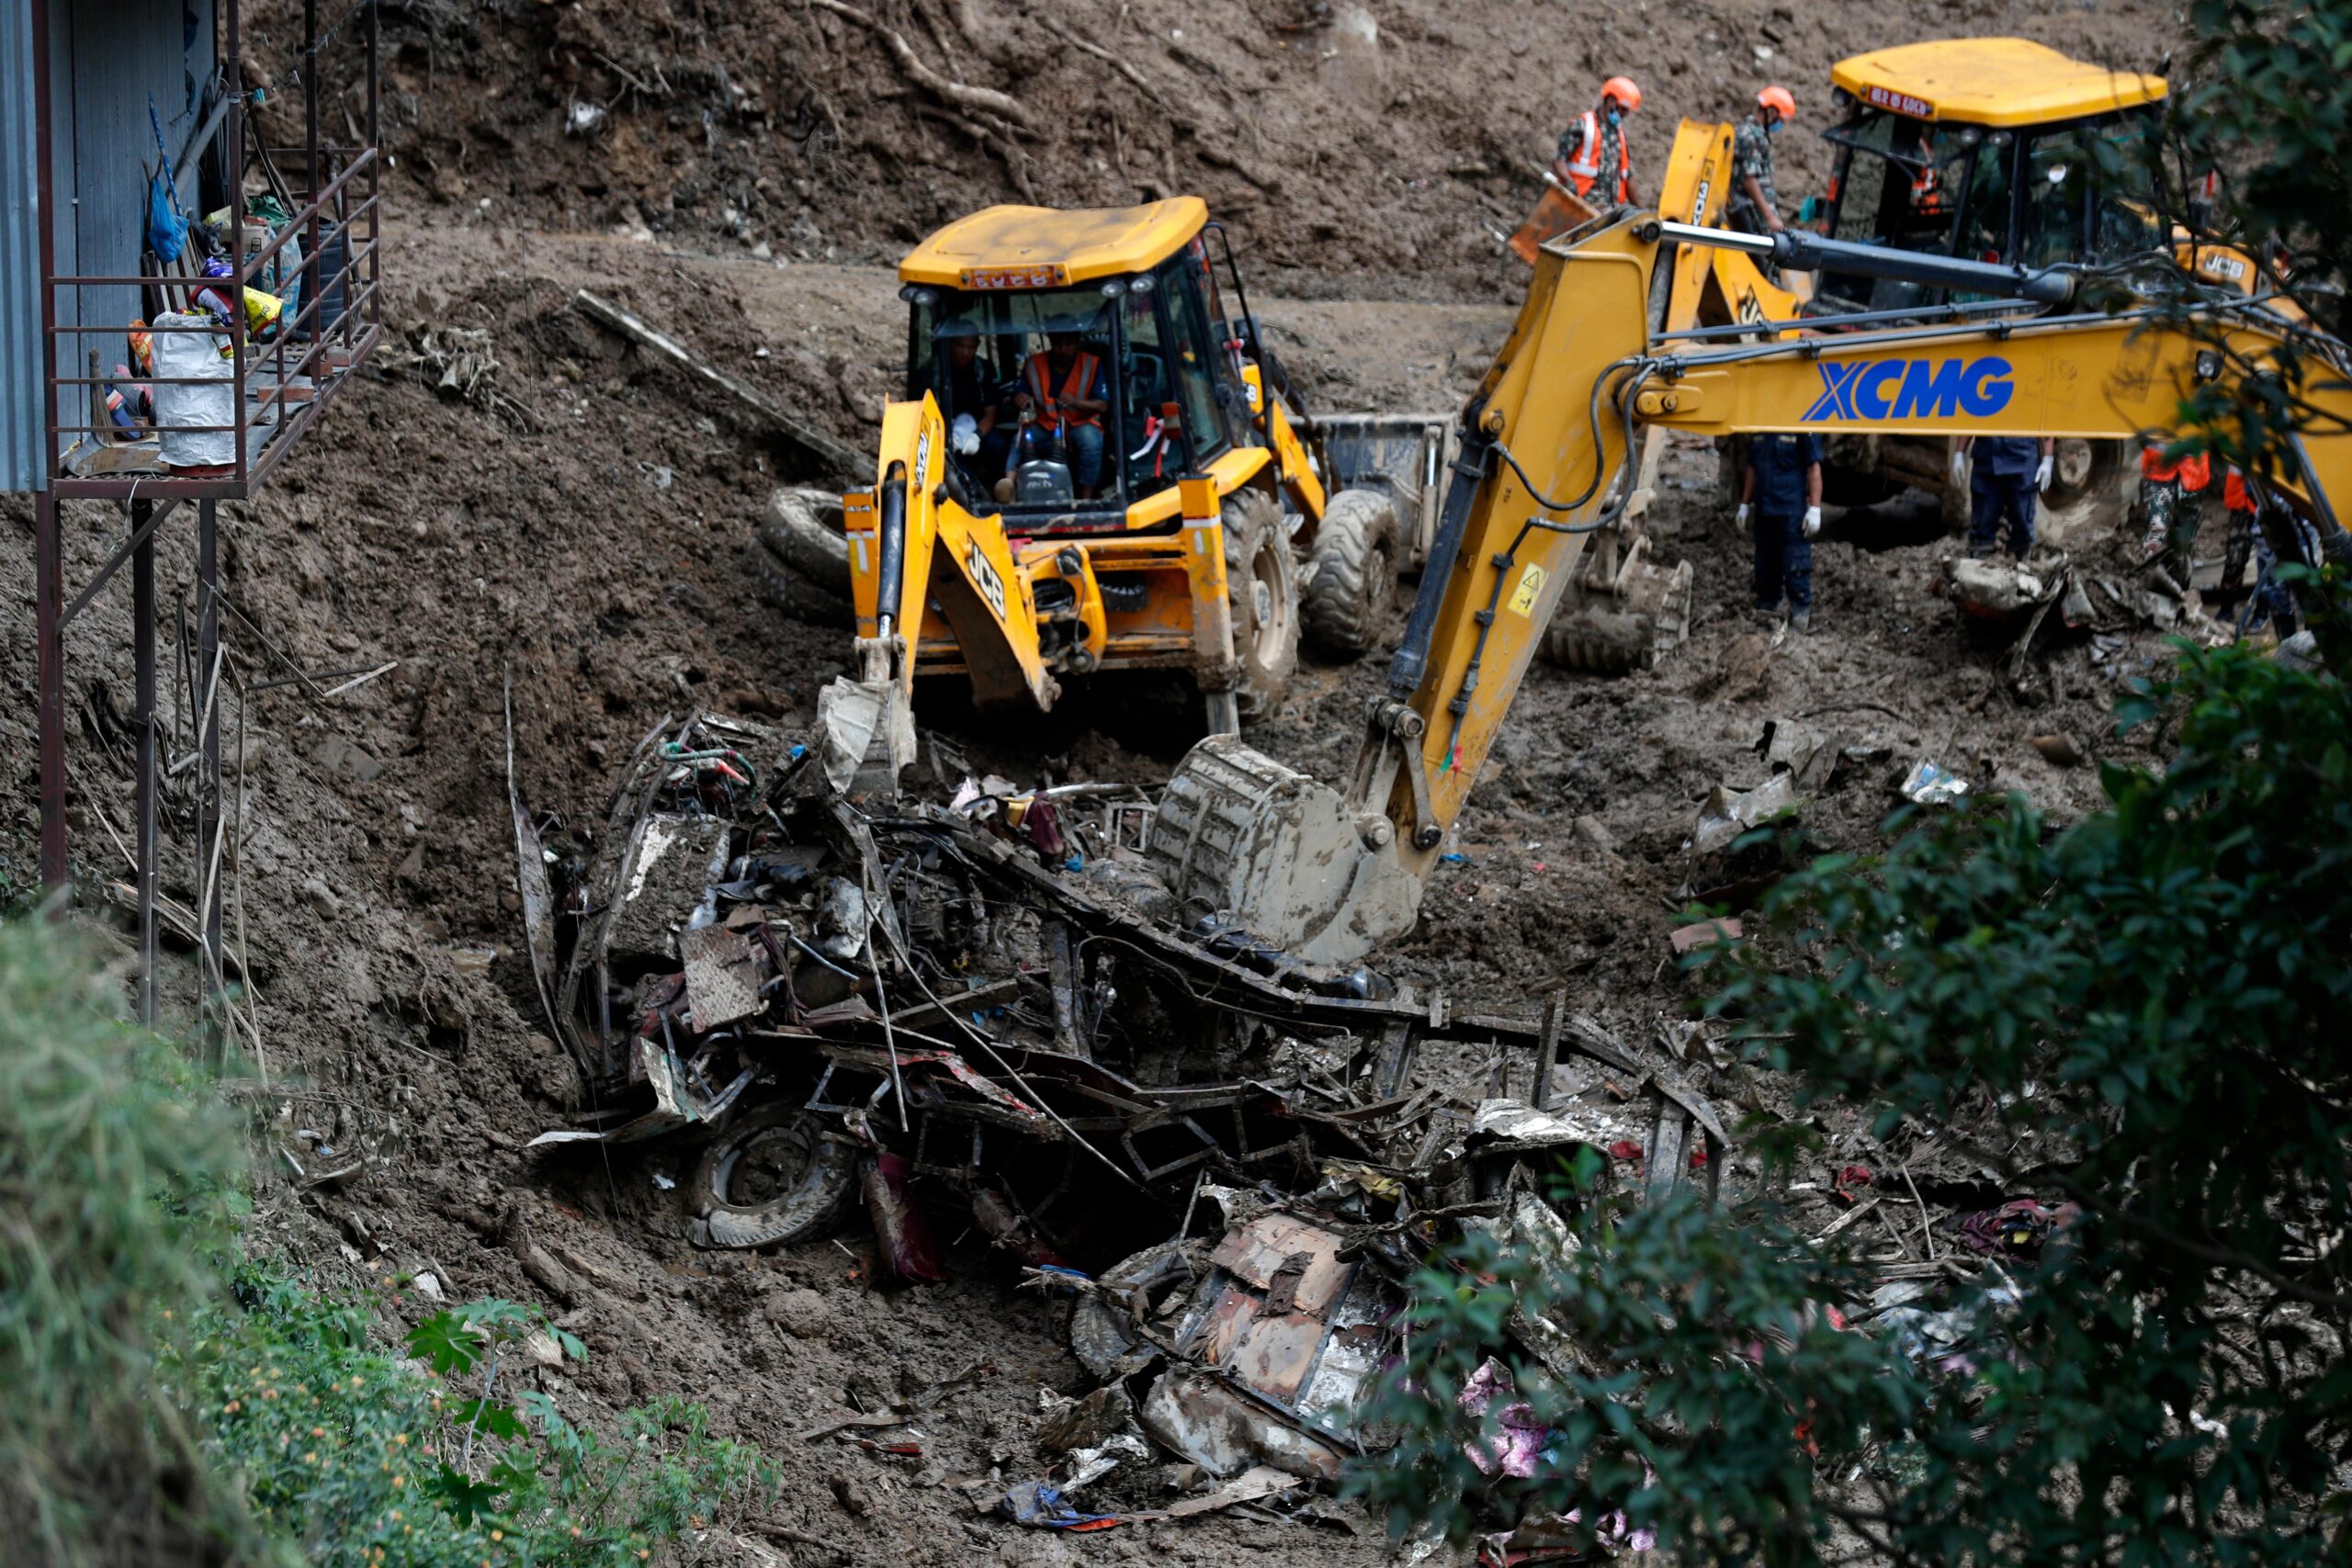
xmin=1301 ymin=489 xmax=1401 ymax=658
xmin=756 ymin=489 xmax=855 ymax=626
xmin=761 ymin=489 xmax=853 ymax=592
xmin=689 ymin=1105 xmax=858 ymax=1250
xmin=1222 ymin=490 xmax=1299 ymax=719
xmin=1069 ymin=1238 xmax=1211 ymax=1381
xmin=2033 ymin=438 xmax=2137 ymax=545
xmin=756 ymin=560 xmax=854 ymax=626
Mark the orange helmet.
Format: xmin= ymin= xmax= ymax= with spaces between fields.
xmin=1758 ymin=85 xmax=1796 ymax=123
xmin=1600 ymin=75 xmax=1643 ymax=114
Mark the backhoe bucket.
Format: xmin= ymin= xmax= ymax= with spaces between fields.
xmin=815 ymin=673 xmax=915 ymax=797
xmin=1147 ymin=735 xmax=1421 ymax=964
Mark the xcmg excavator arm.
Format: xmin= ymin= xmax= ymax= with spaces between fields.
xmin=1146 ymin=212 xmax=2352 ymax=964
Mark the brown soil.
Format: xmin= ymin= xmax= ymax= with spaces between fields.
xmin=251 ymin=0 xmax=2176 ymax=300
xmin=2 ymin=3 xmax=2207 ymax=1562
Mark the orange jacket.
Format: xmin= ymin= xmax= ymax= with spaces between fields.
xmin=1564 ymin=110 xmax=1633 ymax=202
xmin=2142 ymin=446 xmax=2211 ymax=490
xmin=1025 ymin=351 xmax=1102 ymax=432
xmin=2224 ymin=468 xmax=2256 ymax=513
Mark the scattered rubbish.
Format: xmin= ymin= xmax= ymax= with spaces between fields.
xmin=996 ymin=1479 xmax=1120 ymax=1531
xmin=1690 ymin=773 xmax=1797 ymax=856
xmin=1668 ymin=917 xmax=1741 ymax=954
xmin=1899 ymin=761 xmax=1972 ymax=807
xmin=1957 ymin=1198 xmax=2072 ymax=1260
xmin=509 ymin=707 xmax=1737 ymax=1537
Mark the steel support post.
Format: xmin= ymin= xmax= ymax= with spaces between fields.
xmin=196 ymin=499 xmax=225 ymax=1050
xmin=133 ymin=500 xmax=159 ymax=1025
xmin=36 ymin=492 xmax=67 ymax=892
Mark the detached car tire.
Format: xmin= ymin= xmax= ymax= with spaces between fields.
xmin=689 ymin=1105 xmax=858 ymax=1250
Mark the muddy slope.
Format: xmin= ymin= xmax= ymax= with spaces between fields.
xmin=254 ymin=0 xmax=2178 ymax=299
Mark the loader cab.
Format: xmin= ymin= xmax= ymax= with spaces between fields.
xmin=897 ymin=198 xmax=1256 ymax=525
xmin=1812 ymin=39 xmax=2169 ymax=311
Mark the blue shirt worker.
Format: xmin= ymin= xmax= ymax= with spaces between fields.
xmin=1955 ymin=434 xmax=2055 ymax=558
xmin=1736 ymin=432 xmax=1825 ymax=631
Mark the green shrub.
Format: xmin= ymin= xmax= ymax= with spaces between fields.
xmin=0 ymin=915 xmax=256 ymax=1563
xmin=172 ymin=1269 xmax=779 ymax=1566
xmin=1352 ymin=602 xmax=2352 ymax=1564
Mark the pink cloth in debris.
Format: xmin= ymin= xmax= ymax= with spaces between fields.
xmin=1460 ymin=1361 xmax=1658 ymax=1554
xmin=1459 ymin=1359 xmax=1551 ymax=1479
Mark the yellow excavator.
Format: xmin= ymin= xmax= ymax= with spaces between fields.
xmin=1654 ymin=37 xmax=2276 ymax=539
xmin=840 ymin=199 xmax=1333 ymax=747
xmin=1144 ymin=211 xmax=2350 ymax=964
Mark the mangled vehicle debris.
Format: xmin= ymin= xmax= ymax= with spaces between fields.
xmin=510 ymin=706 xmax=1729 ymax=1535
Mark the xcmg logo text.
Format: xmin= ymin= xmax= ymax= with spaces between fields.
xmin=1803 ymin=356 xmax=2015 ymax=422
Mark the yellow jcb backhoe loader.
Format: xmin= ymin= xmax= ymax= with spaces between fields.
xmin=827 ymin=199 xmax=1471 ymax=781
xmin=1145 ymin=211 xmax=2352 ymax=964
xmin=1655 ymin=37 xmax=2279 ymax=542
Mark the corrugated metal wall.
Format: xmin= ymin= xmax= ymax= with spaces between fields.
xmin=1 ymin=1 xmax=45 ymax=492
xmin=2 ymin=0 xmax=215 ymax=492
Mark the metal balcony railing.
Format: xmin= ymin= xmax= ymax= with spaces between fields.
xmin=40 ymin=0 xmax=382 ymax=501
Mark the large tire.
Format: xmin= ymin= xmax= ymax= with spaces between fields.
xmin=688 ymin=1105 xmax=858 ymax=1250
xmin=1222 ymin=490 xmax=1299 ymax=719
xmin=1301 ymin=488 xmax=1401 ymax=658
xmin=755 ymin=559 xmax=854 ymax=626
xmin=2033 ymin=437 xmax=2137 ymax=547
xmin=755 ymin=488 xmax=855 ymax=626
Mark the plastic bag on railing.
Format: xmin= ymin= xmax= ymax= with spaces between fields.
xmin=151 ymin=311 xmax=236 ymax=469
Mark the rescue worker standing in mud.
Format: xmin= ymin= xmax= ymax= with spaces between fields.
xmin=1955 ymin=434 xmax=2055 ymax=559
xmin=1554 ymin=77 xmax=1641 ymax=207
xmin=2138 ymin=441 xmax=2211 ymax=587
xmin=1736 ymin=430 xmax=1825 ymax=631
xmin=1728 ymin=85 xmax=1798 ymax=236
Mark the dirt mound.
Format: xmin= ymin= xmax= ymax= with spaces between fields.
xmin=253 ymin=0 xmax=2181 ymax=299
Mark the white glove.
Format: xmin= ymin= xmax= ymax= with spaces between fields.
xmin=1951 ymin=448 xmax=1969 ymax=485
xmin=951 ymin=413 xmax=981 ymax=457
xmin=1803 ymin=505 xmax=1823 ymax=537
xmin=1734 ymin=503 xmax=1751 ymax=525
xmin=2035 ymin=456 xmax=2054 ymax=492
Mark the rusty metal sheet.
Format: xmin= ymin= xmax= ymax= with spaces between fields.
xmin=1209 ymin=1213 xmax=1349 ymax=1315
xmin=679 ymin=923 xmax=764 ymax=1031
xmin=1222 ymin=1309 xmax=1325 ymax=1403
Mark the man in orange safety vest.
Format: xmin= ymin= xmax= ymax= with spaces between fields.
xmin=1553 ymin=77 xmax=1641 ymax=208
xmin=1014 ymin=331 xmax=1110 ymax=497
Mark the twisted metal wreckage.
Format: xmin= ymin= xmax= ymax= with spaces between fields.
xmin=507 ymin=705 xmax=1727 ymax=1546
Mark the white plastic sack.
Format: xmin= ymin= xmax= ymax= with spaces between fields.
xmin=150 ymin=311 xmax=235 ymax=468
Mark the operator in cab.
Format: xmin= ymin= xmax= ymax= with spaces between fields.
xmin=928 ymin=324 xmax=1012 ymax=491
xmin=1736 ymin=430 xmax=1825 ymax=633
xmin=1015 ymin=331 xmax=1111 ymax=499
xmin=1727 ymin=85 xmax=1798 ymax=236
xmin=1553 ymin=76 xmax=1642 ymax=207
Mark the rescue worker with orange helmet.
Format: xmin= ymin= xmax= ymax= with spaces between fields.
xmin=1553 ymin=77 xmax=1641 ymax=207
xmin=1728 ymin=85 xmax=1797 ymax=235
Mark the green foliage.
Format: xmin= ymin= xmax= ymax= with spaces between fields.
xmin=171 ymin=1267 xmax=779 ymax=1567
xmin=1353 ymin=1169 xmax=1917 ymax=1563
xmin=0 ymin=914 xmax=257 ymax=1563
xmin=1359 ymin=610 xmax=2352 ymax=1564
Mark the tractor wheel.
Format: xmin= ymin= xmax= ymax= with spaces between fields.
xmin=688 ymin=1105 xmax=858 ymax=1250
xmin=1301 ymin=488 xmax=1401 ymax=657
xmin=2033 ymin=438 xmax=2138 ymax=546
xmin=1222 ymin=490 xmax=1299 ymax=719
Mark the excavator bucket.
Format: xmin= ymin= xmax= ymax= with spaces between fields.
xmin=1147 ymin=735 xmax=1420 ymax=964
xmin=1509 ymin=181 xmax=1599 ymax=265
